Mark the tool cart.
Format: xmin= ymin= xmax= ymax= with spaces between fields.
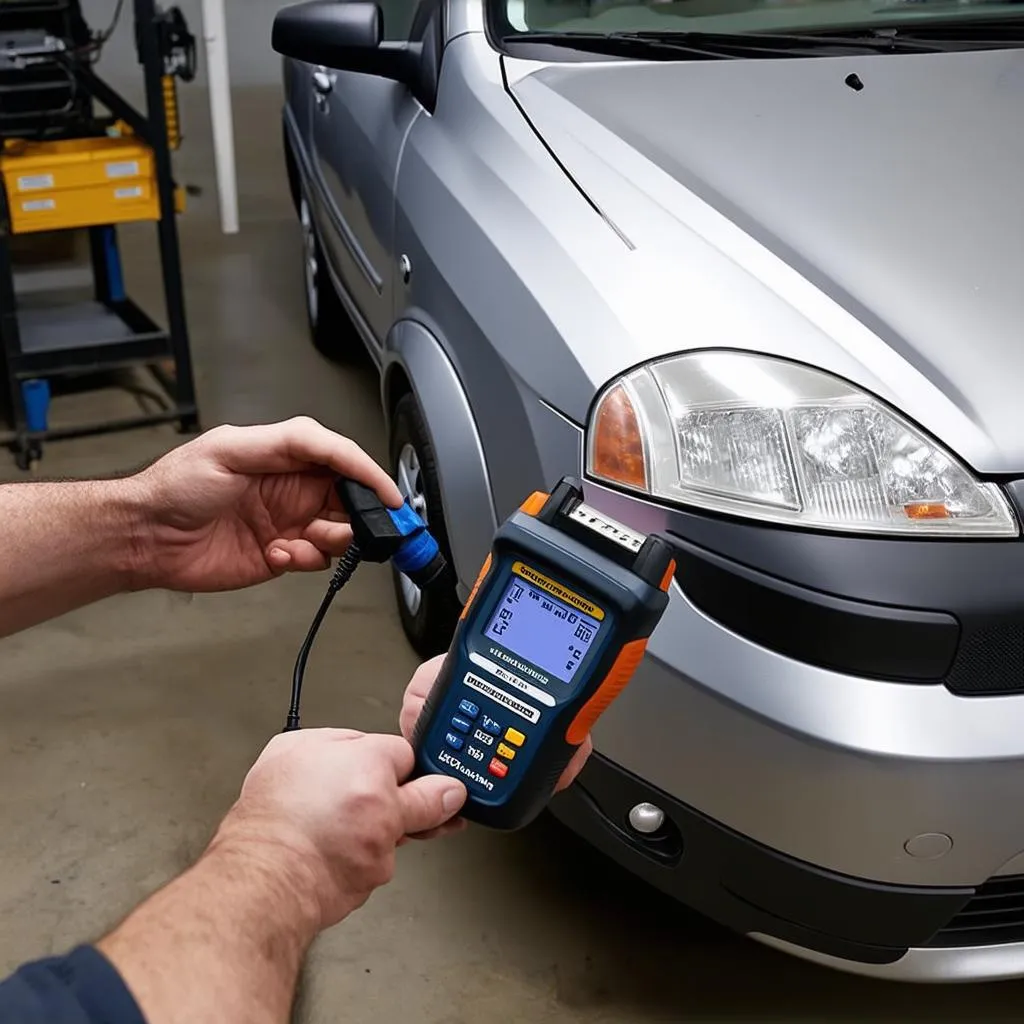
xmin=0 ymin=0 xmax=200 ymax=470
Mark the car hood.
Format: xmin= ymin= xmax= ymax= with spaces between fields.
xmin=506 ymin=47 xmax=1024 ymax=474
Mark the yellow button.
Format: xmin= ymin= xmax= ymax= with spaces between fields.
xmin=504 ymin=727 xmax=526 ymax=747
xmin=496 ymin=743 xmax=517 ymax=760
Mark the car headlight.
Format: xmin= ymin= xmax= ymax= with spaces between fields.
xmin=587 ymin=351 xmax=1018 ymax=537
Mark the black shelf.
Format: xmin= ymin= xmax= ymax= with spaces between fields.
xmin=0 ymin=0 xmax=200 ymax=470
xmin=12 ymin=296 xmax=169 ymax=372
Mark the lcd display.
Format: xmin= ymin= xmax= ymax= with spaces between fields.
xmin=483 ymin=574 xmax=602 ymax=683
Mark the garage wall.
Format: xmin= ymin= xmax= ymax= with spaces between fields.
xmin=79 ymin=0 xmax=285 ymax=93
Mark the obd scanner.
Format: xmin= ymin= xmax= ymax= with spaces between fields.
xmin=411 ymin=475 xmax=675 ymax=831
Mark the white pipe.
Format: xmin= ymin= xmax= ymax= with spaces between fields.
xmin=200 ymin=0 xmax=239 ymax=234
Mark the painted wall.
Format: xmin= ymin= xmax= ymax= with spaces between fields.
xmin=79 ymin=0 xmax=285 ymax=94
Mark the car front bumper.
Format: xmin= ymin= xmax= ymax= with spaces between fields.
xmin=553 ymin=479 xmax=1024 ymax=981
xmin=549 ymin=750 xmax=1024 ymax=982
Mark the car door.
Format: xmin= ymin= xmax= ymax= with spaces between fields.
xmin=308 ymin=0 xmax=425 ymax=353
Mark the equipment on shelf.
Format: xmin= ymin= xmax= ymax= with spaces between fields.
xmin=0 ymin=1 xmax=92 ymax=141
xmin=0 ymin=0 xmax=200 ymax=470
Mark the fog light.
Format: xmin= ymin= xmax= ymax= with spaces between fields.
xmin=628 ymin=802 xmax=665 ymax=834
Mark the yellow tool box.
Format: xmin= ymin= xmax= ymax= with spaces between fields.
xmin=0 ymin=135 xmax=161 ymax=234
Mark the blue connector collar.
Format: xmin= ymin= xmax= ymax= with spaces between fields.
xmin=388 ymin=502 xmax=442 ymax=577
xmin=335 ymin=477 xmax=446 ymax=588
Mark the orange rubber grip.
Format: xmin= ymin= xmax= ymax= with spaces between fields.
xmin=520 ymin=491 xmax=548 ymax=516
xmin=459 ymin=553 xmax=492 ymax=621
xmin=565 ymin=638 xmax=648 ymax=745
xmin=660 ymin=558 xmax=677 ymax=593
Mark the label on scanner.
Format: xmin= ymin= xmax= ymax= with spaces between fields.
xmin=511 ymin=562 xmax=604 ymax=620
xmin=438 ymin=749 xmax=495 ymax=791
xmin=469 ymin=651 xmax=555 ymax=707
xmin=462 ymin=671 xmax=541 ymax=724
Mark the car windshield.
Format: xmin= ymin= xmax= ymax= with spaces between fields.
xmin=491 ymin=0 xmax=1024 ymax=41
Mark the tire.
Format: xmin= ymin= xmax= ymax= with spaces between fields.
xmin=298 ymin=192 xmax=359 ymax=362
xmin=389 ymin=393 xmax=462 ymax=658
xmin=282 ymin=123 xmax=300 ymax=215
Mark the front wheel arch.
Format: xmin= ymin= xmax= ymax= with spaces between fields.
xmin=383 ymin=362 xmax=413 ymax=428
xmin=380 ymin=328 xmax=499 ymax=599
xmin=389 ymin=393 xmax=462 ymax=656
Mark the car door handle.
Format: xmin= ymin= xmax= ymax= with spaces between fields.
xmin=312 ymin=70 xmax=334 ymax=95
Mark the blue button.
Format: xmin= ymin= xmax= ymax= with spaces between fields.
xmin=451 ymin=716 xmax=472 ymax=734
xmin=445 ymin=732 xmax=465 ymax=751
xmin=481 ymin=716 xmax=502 ymax=736
xmin=458 ymin=699 xmax=480 ymax=719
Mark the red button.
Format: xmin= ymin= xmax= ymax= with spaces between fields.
xmin=488 ymin=757 xmax=509 ymax=779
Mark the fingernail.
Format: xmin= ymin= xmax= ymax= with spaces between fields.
xmin=442 ymin=786 xmax=464 ymax=815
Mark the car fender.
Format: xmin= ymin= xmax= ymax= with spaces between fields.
xmin=382 ymin=318 xmax=498 ymax=601
xmin=282 ymin=59 xmax=312 ymax=152
xmin=282 ymin=91 xmax=314 ymax=205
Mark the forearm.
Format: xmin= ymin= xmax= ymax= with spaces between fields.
xmin=0 ymin=478 xmax=146 ymax=637
xmin=97 ymin=837 xmax=322 ymax=1024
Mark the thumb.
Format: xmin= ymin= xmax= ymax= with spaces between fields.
xmin=396 ymin=775 xmax=467 ymax=836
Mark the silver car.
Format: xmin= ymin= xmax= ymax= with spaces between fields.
xmin=273 ymin=0 xmax=1024 ymax=982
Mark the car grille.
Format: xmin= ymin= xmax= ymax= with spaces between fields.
xmin=944 ymin=621 xmax=1024 ymax=696
xmin=928 ymin=875 xmax=1024 ymax=947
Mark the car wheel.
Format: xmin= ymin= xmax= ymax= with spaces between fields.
xmin=390 ymin=393 xmax=462 ymax=658
xmin=299 ymin=193 xmax=358 ymax=362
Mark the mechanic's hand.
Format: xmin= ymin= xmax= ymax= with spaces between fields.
xmin=208 ymin=728 xmax=467 ymax=930
xmin=129 ymin=417 xmax=402 ymax=592
xmin=398 ymin=655 xmax=594 ymax=837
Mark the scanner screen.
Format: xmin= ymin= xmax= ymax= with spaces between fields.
xmin=484 ymin=574 xmax=602 ymax=683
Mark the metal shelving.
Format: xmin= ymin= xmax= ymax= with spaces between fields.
xmin=0 ymin=0 xmax=199 ymax=469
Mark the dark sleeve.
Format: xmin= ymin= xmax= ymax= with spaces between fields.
xmin=0 ymin=945 xmax=146 ymax=1024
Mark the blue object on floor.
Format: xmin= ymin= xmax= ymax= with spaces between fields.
xmin=22 ymin=379 xmax=50 ymax=433
xmin=100 ymin=226 xmax=126 ymax=302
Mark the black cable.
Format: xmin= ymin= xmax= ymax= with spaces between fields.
xmin=284 ymin=544 xmax=363 ymax=732
xmin=95 ymin=0 xmax=127 ymax=48
xmin=56 ymin=0 xmax=126 ymax=68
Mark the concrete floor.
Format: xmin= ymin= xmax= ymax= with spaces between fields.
xmin=3 ymin=85 xmax=1024 ymax=1023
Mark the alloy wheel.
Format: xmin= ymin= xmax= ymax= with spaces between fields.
xmin=300 ymin=197 xmax=318 ymax=326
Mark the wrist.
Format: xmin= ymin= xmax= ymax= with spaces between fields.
xmin=202 ymin=826 xmax=326 ymax=946
xmin=102 ymin=474 xmax=153 ymax=593
xmin=96 ymin=820 xmax=323 ymax=1024
xmin=39 ymin=475 xmax=151 ymax=594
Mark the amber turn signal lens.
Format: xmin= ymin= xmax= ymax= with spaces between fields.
xmin=904 ymin=502 xmax=950 ymax=520
xmin=592 ymin=384 xmax=648 ymax=489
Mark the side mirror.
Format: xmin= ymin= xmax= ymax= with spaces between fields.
xmin=272 ymin=0 xmax=415 ymax=81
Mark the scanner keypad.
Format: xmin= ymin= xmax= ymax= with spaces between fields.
xmin=442 ymin=706 xmax=525 ymax=779
xmin=440 ymin=673 xmax=535 ymax=785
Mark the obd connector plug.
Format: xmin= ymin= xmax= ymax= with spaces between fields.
xmin=336 ymin=478 xmax=446 ymax=589
xmin=283 ymin=477 xmax=447 ymax=732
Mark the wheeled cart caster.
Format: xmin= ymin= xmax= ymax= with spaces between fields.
xmin=13 ymin=438 xmax=42 ymax=472
xmin=177 ymin=413 xmax=200 ymax=436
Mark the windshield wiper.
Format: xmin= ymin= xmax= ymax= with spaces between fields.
xmin=627 ymin=27 xmax=947 ymax=52
xmin=504 ymin=26 xmax=1004 ymax=58
xmin=502 ymin=30 xmax=745 ymax=59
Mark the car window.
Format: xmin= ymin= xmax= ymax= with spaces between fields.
xmin=379 ymin=0 xmax=421 ymax=39
xmin=497 ymin=0 xmax=1024 ymax=38
xmin=409 ymin=0 xmax=444 ymax=40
